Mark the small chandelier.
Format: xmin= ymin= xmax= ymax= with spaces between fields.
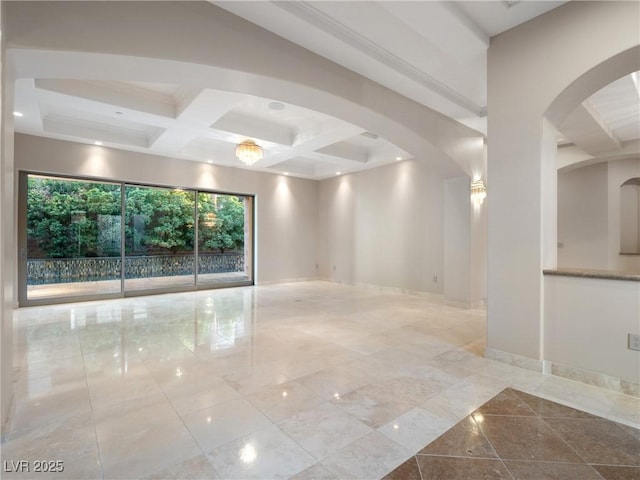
xmin=471 ymin=179 xmax=487 ymax=206
xmin=235 ymin=139 xmax=263 ymax=166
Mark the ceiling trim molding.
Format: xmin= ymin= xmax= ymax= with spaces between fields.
xmin=275 ymin=1 xmax=486 ymax=117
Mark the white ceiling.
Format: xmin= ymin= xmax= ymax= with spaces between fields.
xmin=213 ymin=0 xmax=567 ymax=132
xmin=558 ymin=72 xmax=640 ymax=156
xmin=14 ymin=78 xmax=411 ymax=180
xmin=12 ymin=1 xmax=639 ymax=179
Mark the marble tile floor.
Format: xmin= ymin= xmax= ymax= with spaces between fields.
xmin=2 ymin=281 xmax=639 ymax=479
xmin=383 ymin=387 xmax=640 ymax=480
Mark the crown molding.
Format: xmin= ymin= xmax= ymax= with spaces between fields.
xmin=275 ymin=1 xmax=486 ymax=117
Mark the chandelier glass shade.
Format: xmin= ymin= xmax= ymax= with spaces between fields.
xmin=235 ymin=139 xmax=263 ymax=166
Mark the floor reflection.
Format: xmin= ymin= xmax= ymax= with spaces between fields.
xmin=5 ymin=281 xmax=639 ymax=480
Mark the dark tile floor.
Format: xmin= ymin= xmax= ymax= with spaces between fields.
xmin=383 ymin=387 xmax=640 ymax=480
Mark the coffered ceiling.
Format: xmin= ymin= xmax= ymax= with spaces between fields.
xmin=11 ymin=1 xmax=639 ymax=179
xmin=14 ymin=78 xmax=411 ymax=180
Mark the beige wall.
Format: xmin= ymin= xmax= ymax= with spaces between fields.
xmin=609 ymin=159 xmax=640 ymax=272
xmin=0 ymin=1 xmax=15 ymax=437
xmin=443 ymin=176 xmax=487 ymax=308
xmin=558 ymin=159 xmax=640 ymax=274
xmin=558 ymin=163 xmax=609 ymax=270
xmin=544 ymin=275 xmax=640 ymax=387
xmin=15 ymin=133 xmax=482 ymax=306
xmin=619 ymin=186 xmax=639 ymax=253
xmin=14 ymin=134 xmax=319 ymax=286
xmin=318 ymin=159 xmax=445 ymax=295
xmin=444 ymin=177 xmax=470 ymax=304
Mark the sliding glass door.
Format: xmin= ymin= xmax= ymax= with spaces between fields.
xmin=197 ymin=193 xmax=252 ymax=286
xmin=20 ymin=173 xmax=254 ymax=305
xmin=24 ymin=175 xmax=122 ymax=300
xmin=124 ymin=185 xmax=196 ymax=291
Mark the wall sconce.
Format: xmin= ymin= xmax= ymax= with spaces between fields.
xmin=471 ymin=179 xmax=487 ymax=206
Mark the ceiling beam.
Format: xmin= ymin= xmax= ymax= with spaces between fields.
xmin=272 ymin=1 xmax=485 ymax=117
xmin=43 ymin=114 xmax=159 ymax=148
xmin=151 ymin=88 xmax=240 ymax=152
xmin=257 ymin=123 xmax=364 ymax=168
xmin=35 ymin=79 xmax=176 ymax=118
xmin=381 ymin=1 xmax=489 ymax=58
xmin=211 ymin=111 xmax=294 ymax=147
xmin=559 ymin=100 xmax=621 ymax=156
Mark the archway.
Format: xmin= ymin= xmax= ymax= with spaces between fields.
xmin=486 ymin=1 xmax=639 ymax=367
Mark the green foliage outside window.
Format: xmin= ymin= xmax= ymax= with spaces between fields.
xmin=27 ymin=177 xmax=121 ymax=258
xmin=125 ymin=187 xmax=196 ymax=254
xmin=198 ymin=195 xmax=245 ymax=253
xmin=27 ymin=176 xmax=246 ymax=259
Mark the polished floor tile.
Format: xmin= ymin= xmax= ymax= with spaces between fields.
xmin=592 ymin=465 xmax=640 ymax=480
xmin=544 ymin=417 xmax=640 ymax=466
xmin=608 ymin=394 xmax=640 ymax=428
xmin=477 ymin=415 xmax=585 ymax=462
xmin=0 ymin=412 xmax=101 ymax=480
xmin=377 ymin=407 xmax=454 ymax=453
xmin=99 ymin=421 xmax=201 ymax=480
xmin=381 ymin=456 xmax=422 ymax=480
xmin=141 ymin=454 xmax=220 ymax=480
xmin=510 ymin=387 xmax=599 ymax=418
xmin=417 ymin=415 xmax=496 ymax=458
xmin=246 ymin=380 xmax=324 ymax=423
xmin=279 ymin=402 xmax=372 ymax=460
xmin=473 ymin=388 xmax=537 ymax=416
xmin=2 ymin=282 xmax=639 ymax=479
xmin=392 ymin=387 xmax=640 ymax=480
xmin=181 ymin=398 xmax=273 ymax=453
xmin=207 ymin=425 xmax=315 ymax=479
xmin=416 ymin=456 xmax=511 ymax=479
xmin=8 ymin=382 xmax=92 ymax=434
xmin=289 ymin=463 xmax=339 ymax=480
xmin=320 ymin=431 xmax=411 ymax=480
xmin=331 ymin=383 xmax=416 ymax=428
xmin=503 ymin=460 xmax=607 ymax=480
xmin=296 ymin=365 xmax=371 ymax=401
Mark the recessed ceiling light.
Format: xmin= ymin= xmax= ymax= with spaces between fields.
xmin=94 ymin=141 xmax=103 ymax=146
xmin=115 ymin=111 xmax=124 ymax=115
xmin=268 ymin=101 xmax=285 ymax=111
xmin=207 ymin=160 xmax=213 ymax=164
xmin=336 ymin=172 xmax=341 ymax=175
xmin=13 ymin=111 xmax=23 ymax=117
xmin=284 ymin=172 xmax=289 ymax=176
xmin=395 ymin=156 xmax=402 ymax=161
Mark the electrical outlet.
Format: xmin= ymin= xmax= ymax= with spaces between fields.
xmin=628 ymin=334 xmax=640 ymax=351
